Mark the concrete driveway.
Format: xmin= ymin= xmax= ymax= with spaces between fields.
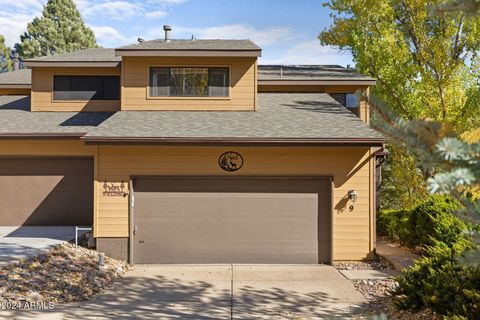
xmin=0 ymin=226 xmax=84 ymax=266
xmin=5 ymin=265 xmax=367 ymax=319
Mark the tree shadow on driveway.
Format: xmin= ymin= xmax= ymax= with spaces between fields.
xmin=65 ymin=270 xmax=366 ymax=319
xmin=3 ymin=266 xmax=370 ymax=319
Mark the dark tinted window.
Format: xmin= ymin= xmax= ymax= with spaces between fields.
xmin=150 ymin=67 xmax=229 ymax=97
xmin=209 ymin=68 xmax=229 ymax=97
xmin=329 ymin=93 xmax=359 ymax=109
xmin=53 ymin=76 xmax=120 ymax=100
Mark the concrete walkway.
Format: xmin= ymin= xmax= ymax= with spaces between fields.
xmin=376 ymin=239 xmax=420 ymax=272
xmin=0 ymin=226 xmax=84 ymax=266
xmin=3 ymin=265 xmax=368 ymax=319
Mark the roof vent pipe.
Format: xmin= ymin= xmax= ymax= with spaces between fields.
xmin=163 ymin=25 xmax=172 ymax=43
xmin=13 ymin=52 xmax=20 ymax=71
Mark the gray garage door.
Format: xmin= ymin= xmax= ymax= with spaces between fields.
xmin=0 ymin=158 xmax=93 ymax=226
xmin=132 ymin=177 xmax=332 ymax=264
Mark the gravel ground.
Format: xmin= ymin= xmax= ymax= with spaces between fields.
xmin=334 ymin=256 xmax=394 ymax=271
xmin=335 ymin=256 xmax=441 ymax=320
xmin=0 ymin=243 xmax=130 ymax=304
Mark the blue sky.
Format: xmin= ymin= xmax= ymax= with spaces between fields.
xmin=1 ymin=0 xmax=353 ymax=66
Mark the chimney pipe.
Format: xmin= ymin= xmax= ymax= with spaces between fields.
xmin=13 ymin=52 xmax=20 ymax=71
xmin=163 ymin=25 xmax=172 ymax=43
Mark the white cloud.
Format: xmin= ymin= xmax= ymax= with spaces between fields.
xmin=89 ymin=25 xmax=129 ymax=46
xmin=0 ymin=0 xmax=43 ymax=47
xmin=82 ymin=1 xmax=143 ymax=20
xmin=260 ymin=40 xmax=353 ymax=66
xmin=145 ymin=10 xmax=168 ymax=18
xmin=170 ymin=24 xmax=294 ymax=46
xmin=7 ymin=0 xmax=43 ymax=11
xmin=0 ymin=13 xmax=37 ymax=47
xmin=147 ymin=0 xmax=187 ymax=5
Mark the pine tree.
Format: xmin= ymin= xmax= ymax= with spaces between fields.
xmin=0 ymin=35 xmax=12 ymax=72
xmin=16 ymin=0 xmax=97 ymax=59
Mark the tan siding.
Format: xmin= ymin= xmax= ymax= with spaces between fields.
xmin=0 ymin=88 xmax=31 ymax=95
xmin=97 ymin=146 xmax=375 ymax=261
xmin=0 ymin=140 xmax=376 ymax=261
xmin=0 ymin=140 xmax=95 ymax=156
xmin=31 ymin=67 xmax=121 ymax=112
xmin=121 ymin=57 xmax=256 ymax=111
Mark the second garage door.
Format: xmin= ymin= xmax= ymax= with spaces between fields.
xmin=0 ymin=158 xmax=93 ymax=226
xmin=132 ymin=177 xmax=332 ymax=264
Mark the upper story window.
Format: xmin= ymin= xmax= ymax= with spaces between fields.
xmin=53 ymin=75 xmax=120 ymax=101
xmin=149 ymin=67 xmax=229 ymax=97
xmin=330 ymin=93 xmax=360 ymax=109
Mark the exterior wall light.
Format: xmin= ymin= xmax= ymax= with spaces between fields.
xmin=348 ymin=190 xmax=358 ymax=203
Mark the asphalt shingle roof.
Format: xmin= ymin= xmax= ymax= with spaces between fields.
xmin=24 ymin=48 xmax=121 ymax=63
xmin=0 ymin=69 xmax=31 ymax=86
xmin=91 ymin=93 xmax=381 ymax=140
xmin=117 ymin=39 xmax=261 ymax=51
xmin=0 ymin=96 xmax=113 ymax=134
xmin=258 ymin=65 xmax=374 ymax=81
xmin=0 ymin=94 xmax=382 ymax=141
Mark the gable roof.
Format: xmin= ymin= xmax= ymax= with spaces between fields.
xmin=258 ymin=65 xmax=375 ymax=85
xmin=117 ymin=39 xmax=261 ymax=51
xmin=0 ymin=94 xmax=384 ymax=145
xmin=116 ymin=39 xmax=262 ymax=57
xmin=23 ymin=48 xmax=121 ymax=67
xmin=258 ymin=65 xmax=374 ymax=81
xmin=0 ymin=69 xmax=31 ymax=88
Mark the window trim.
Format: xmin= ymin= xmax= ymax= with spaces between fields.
xmin=51 ymin=74 xmax=121 ymax=103
xmin=146 ymin=65 xmax=232 ymax=100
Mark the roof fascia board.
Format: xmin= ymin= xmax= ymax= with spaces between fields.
xmin=258 ymin=80 xmax=376 ymax=85
xmin=0 ymin=133 xmax=86 ymax=139
xmin=24 ymin=62 xmax=121 ymax=67
xmin=82 ymin=136 xmax=385 ymax=147
xmin=115 ymin=50 xmax=262 ymax=57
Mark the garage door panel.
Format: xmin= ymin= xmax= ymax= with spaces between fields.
xmin=232 ymin=242 xmax=318 ymax=264
xmin=0 ymin=158 xmax=93 ymax=226
xmin=230 ymin=217 xmax=318 ymax=242
xmin=133 ymin=177 xmax=331 ymax=264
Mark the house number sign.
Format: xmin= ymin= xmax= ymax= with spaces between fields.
xmin=219 ymin=151 xmax=244 ymax=172
xmin=103 ymin=181 xmax=128 ymax=197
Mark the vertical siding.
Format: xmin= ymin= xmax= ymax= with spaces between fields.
xmin=121 ymin=57 xmax=257 ymax=111
xmin=97 ymin=146 xmax=375 ymax=260
xmin=31 ymin=67 xmax=121 ymax=112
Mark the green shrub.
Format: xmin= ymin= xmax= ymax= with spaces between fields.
xmin=382 ymin=195 xmax=479 ymax=318
xmin=377 ymin=195 xmax=468 ymax=249
xmin=394 ymin=242 xmax=480 ymax=319
xmin=411 ymin=195 xmax=466 ymax=248
xmin=377 ymin=208 xmax=412 ymax=243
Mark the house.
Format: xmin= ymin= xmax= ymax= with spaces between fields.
xmin=0 ymin=27 xmax=384 ymax=264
